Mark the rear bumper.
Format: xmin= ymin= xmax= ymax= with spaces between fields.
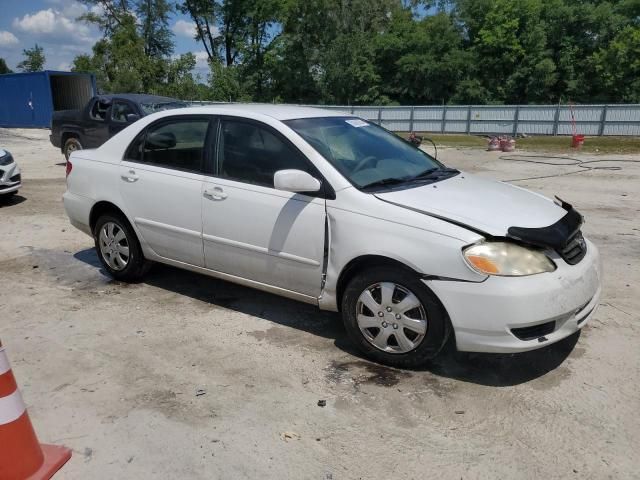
xmin=63 ymin=191 xmax=93 ymax=236
xmin=426 ymin=240 xmax=601 ymax=353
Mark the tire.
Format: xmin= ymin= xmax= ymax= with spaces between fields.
xmin=94 ymin=213 xmax=150 ymax=281
xmin=63 ymin=137 xmax=82 ymax=161
xmin=341 ymin=266 xmax=450 ymax=368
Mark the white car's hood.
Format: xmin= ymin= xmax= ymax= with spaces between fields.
xmin=374 ymin=172 xmax=567 ymax=236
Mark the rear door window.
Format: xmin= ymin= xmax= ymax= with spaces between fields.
xmin=126 ymin=118 xmax=210 ymax=173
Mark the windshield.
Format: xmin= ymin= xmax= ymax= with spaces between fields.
xmin=284 ymin=116 xmax=445 ymax=189
xmin=140 ymin=101 xmax=189 ymax=115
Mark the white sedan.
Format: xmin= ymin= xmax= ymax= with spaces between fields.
xmin=0 ymin=148 xmax=21 ymax=196
xmin=63 ymin=105 xmax=601 ymax=367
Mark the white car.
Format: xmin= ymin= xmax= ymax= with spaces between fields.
xmin=0 ymin=149 xmax=21 ymax=196
xmin=63 ymin=105 xmax=601 ymax=367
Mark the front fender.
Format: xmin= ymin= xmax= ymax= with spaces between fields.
xmin=319 ymin=203 xmax=486 ymax=311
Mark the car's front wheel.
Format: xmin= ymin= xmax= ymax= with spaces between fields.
xmin=341 ymin=266 xmax=450 ymax=368
xmin=94 ymin=213 xmax=150 ymax=281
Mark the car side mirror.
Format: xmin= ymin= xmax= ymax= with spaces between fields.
xmin=126 ymin=114 xmax=140 ymax=123
xmin=274 ymin=169 xmax=321 ymax=193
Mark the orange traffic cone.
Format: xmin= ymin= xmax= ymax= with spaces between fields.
xmin=0 ymin=341 xmax=71 ymax=479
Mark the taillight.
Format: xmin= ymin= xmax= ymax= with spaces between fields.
xmin=65 ymin=160 xmax=72 ymax=177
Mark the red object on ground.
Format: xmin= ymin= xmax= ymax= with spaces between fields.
xmin=487 ymin=136 xmax=501 ymax=151
xmin=571 ymin=134 xmax=585 ymax=148
xmin=0 ymin=343 xmax=72 ymax=480
xmin=568 ymin=102 xmax=585 ymax=148
xmin=499 ymin=137 xmax=516 ymax=152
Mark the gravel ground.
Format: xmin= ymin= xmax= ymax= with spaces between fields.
xmin=1 ymin=128 xmax=639 ymax=479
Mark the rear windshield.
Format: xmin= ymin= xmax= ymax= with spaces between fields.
xmin=140 ymin=101 xmax=189 ymax=115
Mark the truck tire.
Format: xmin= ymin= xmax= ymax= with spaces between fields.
xmin=341 ymin=266 xmax=450 ymax=368
xmin=63 ymin=137 xmax=82 ymax=161
xmin=94 ymin=213 xmax=151 ymax=282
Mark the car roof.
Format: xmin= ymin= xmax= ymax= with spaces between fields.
xmin=169 ymin=103 xmax=350 ymax=121
xmin=96 ymin=94 xmax=184 ymax=104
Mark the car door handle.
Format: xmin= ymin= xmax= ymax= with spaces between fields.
xmin=203 ymin=186 xmax=227 ymax=200
xmin=121 ymin=169 xmax=139 ymax=182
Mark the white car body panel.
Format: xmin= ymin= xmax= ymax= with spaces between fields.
xmin=375 ymin=173 xmax=566 ymax=235
xmin=202 ymin=177 xmax=326 ymax=296
xmin=119 ymin=161 xmax=205 ymax=266
xmin=63 ymin=104 xmax=601 ymax=354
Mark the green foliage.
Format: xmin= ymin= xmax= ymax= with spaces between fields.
xmin=0 ymin=58 xmax=12 ymax=74
xmin=592 ymin=25 xmax=640 ymax=102
xmin=17 ymin=44 xmax=45 ymax=73
xmin=74 ymin=0 xmax=640 ymax=104
xmin=73 ymin=1 xmax=201 ymax=99
xmin=137 ymin=0 xmax=175 ymax=58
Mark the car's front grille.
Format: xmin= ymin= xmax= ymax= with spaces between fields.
xmin=560 ymin=231 xmax=587 ymax=265
xmin=511 ymin=320 xmax=556 ymax=341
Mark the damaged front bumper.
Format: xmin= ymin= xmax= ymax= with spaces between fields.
xmin=426 ymin=239 xmax=601 ymax=353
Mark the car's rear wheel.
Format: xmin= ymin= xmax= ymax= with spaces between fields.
xmin=94 ymin=213 xmax=150 ymax=281
xmin=341 ymin=266 xmax=450 ymax=368
xmin=63 ymin=137 xmax=82 ymax=161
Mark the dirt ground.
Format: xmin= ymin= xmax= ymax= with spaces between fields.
xmin=1 ymin=128 xmax=639 ymax=479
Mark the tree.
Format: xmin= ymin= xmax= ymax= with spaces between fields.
xmin=79 ymin=0 xmax=133 ymax=36
xmin=159 ymin=53 xmax=204 ymax=99
xmin=136 ymin=0 xmax=174 ymax=58
xmin=76 ymin=0 xmax=203 ymax=97
xmin=374 ymin=10 xmax=471 ymax=104
xmin=72 ymin=14 xmax=150 ymax=92
xmin=182 ymin=0 xmax=277 ymax=68
xmin=17 ymin=44 xmax=45 ymax=72
xmin=265 ymin=0 xmax=332 ymax=103
xmin=0 ymin=58 xmax=12 ymax=74
xmin=72 ymin=0 xmax=640 ymax=103
xmin=592 ymin=25 xmax=640 ymax=102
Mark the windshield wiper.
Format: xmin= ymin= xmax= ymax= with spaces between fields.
xmin=411 ymin=167 xmax=458 ymax=181
xmin=361 ymin=177 xmax=409 ymax=190
xmin=361 ymin=168 xmax=459 ymax=191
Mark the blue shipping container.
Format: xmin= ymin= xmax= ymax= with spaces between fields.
xmin=0 ymin=71 xmax=96 ymax=128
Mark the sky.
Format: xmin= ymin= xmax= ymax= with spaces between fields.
xmin=0 ymin=0 xmax=210 ymax=76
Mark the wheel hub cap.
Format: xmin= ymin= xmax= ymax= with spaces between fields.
xmin=98 ymin=221 xmax=130 ymax=271
xmin=356 ymin=282 xmax=428 ymax=354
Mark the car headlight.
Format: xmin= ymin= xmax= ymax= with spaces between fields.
xmin=0 ymin=151 xmax=13 ymax=167
xmin=463 ymin=241 xmax=556 ymax=276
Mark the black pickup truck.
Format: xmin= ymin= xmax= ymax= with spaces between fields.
xmin=50 ymin=94 xmax=188 ymax=159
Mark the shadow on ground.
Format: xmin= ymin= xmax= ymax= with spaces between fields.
xmin=74 ymin=247 xmax=580 ymax=387
xmin=0 ymin=194 xmax=26 ymax=207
